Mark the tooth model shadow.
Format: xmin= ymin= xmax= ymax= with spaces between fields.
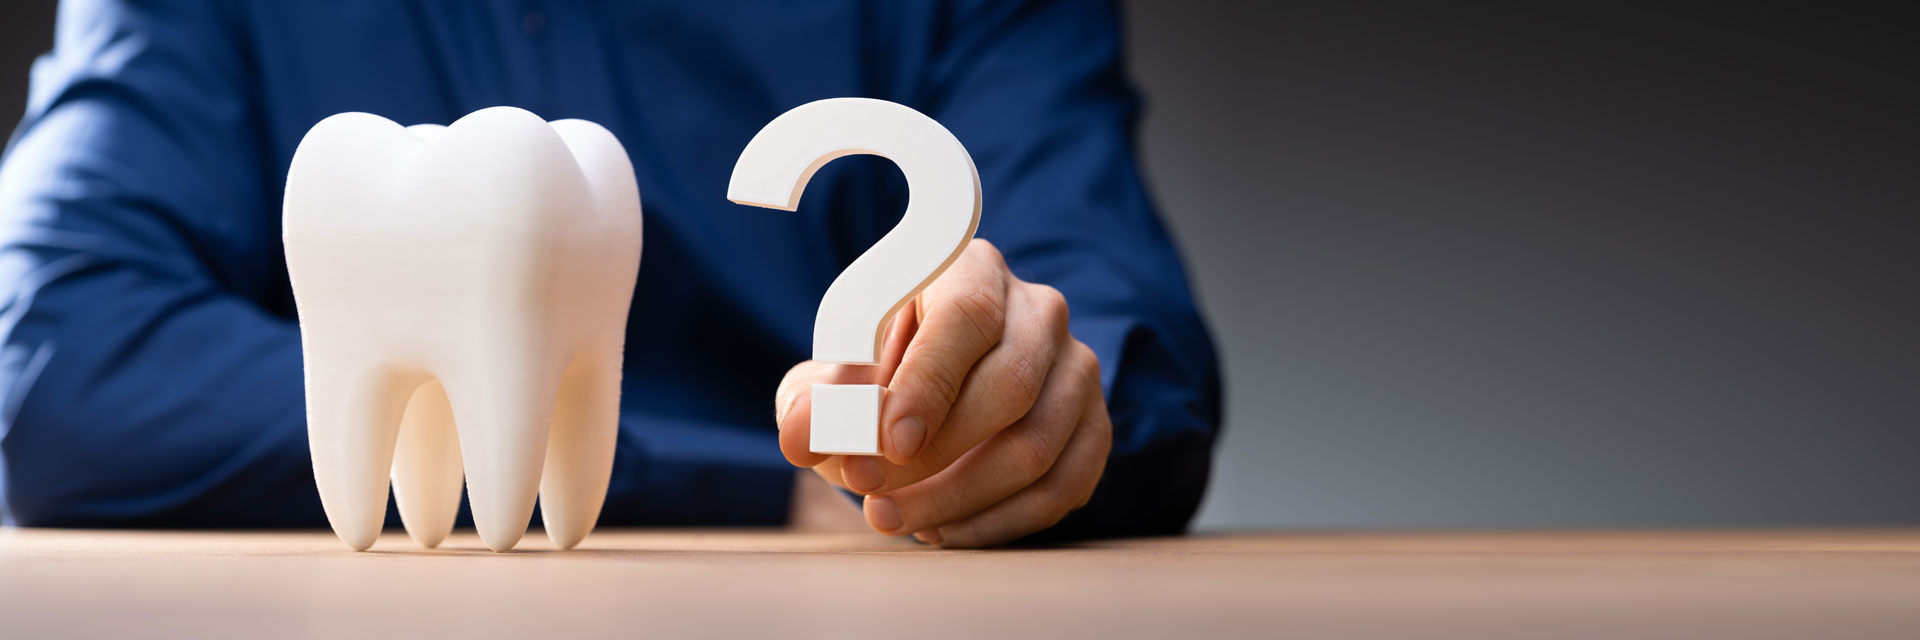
xmin=283 ymin=107 xmax=642 ymax=552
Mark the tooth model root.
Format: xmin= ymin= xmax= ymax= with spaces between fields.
xmin=440 ymin=357 xmax=562 ymax=554
xmin=305 ymin=349 xmax=620 ymax=553
xmin=304 ymin=359 xmax=426 ymax=553
xmin=392 ymin=379 xmax=463 ymax=549
xmin=539 ymin=353 xmax=622 ymax=550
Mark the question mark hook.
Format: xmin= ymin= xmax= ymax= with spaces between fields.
xmin=728 ymin=98 xmax=982 ymax=455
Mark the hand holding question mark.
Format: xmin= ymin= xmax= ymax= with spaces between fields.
xmin=728 ymin=98 xmax=981 ymax=455
xmin=734 ymin=98 xmax=1112 ymax=546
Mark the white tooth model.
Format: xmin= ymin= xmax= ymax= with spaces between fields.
xmin=283 ymin=107 xmax=642 ymax=552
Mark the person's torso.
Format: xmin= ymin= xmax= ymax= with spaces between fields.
xmin=237 ymin=1 xmax=947 ymax=430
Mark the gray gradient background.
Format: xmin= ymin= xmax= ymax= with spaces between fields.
xmin=4 ymin=3 xmax=1915 ymax=529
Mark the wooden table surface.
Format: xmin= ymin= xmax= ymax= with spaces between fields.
xmin=3 ymin=528 xmax=1919 ymax=638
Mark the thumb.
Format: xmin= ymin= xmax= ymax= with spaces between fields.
xmin=775 ymin=360 xmax=841 ymax=467
xmin=775 ymin=358 xmax=895 ymax=467
xmin=777 ymin=304 xmax=921 ymax=466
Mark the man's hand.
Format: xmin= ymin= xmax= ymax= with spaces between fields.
xmin=774 ymin=240 xmax=1111 ymax=547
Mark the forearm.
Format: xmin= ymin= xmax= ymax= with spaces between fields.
xmin=0 ymin=258 xmax=318 ymax=527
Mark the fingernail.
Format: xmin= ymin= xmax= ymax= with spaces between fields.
xmin=914 ymin=530 xmax=944 ymax=545
xmin=842 ymin=456 xmax=885 ymax=494
xmin=865 ymin=495 xmax=905 ymax=534
xmin=890 ymin=416 xmax=927 ymax=460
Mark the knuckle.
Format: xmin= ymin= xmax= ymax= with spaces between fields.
xmin=902 ymin=338 xmax=968 ymax=401
xmin=1071 ymin=340 xmax=1101 ymax=384
xmin=944 ymin=285 xmax=1008 ymax=344
xmin=1031 ymin=284 xmax=1070 ymax=330
xmin=1071 ymin=338 xmax=1097 ymax=363
xmin=1088 ymin=418 xmax=1114 ymax=457
xmin=1077 ymin=399 xmax=1114 ymax=448
xmin=1005 ymin=429 xmax=1057 ymax=481
xmin=910 ymin=360 xmax=965 ymax=406
xmin=1072 ymin=482 xmax=1096 ymax=510
xmin=1030 ymin=486 xmax=1075 ymax=527
xmin=1065 ymin=420 xmax=1111 ymax=511
xmin=968 ymin=238 xmax=1004 ymax=264
xmin=1003 ymin=350 xmax=1045 ymax=404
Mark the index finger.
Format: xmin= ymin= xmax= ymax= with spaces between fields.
xmin=881 ymin=240 xmax=1011 ymax=464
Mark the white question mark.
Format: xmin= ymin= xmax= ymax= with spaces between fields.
xmin=728 ymin=97 xmax=981 ymax=455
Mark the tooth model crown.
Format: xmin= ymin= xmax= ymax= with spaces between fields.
xmin=283 ymin=107 xmax=643 ymax=552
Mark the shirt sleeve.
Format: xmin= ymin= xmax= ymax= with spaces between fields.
xmin=0 ymin=0 xmax=319 ymax=526
xmin=918 ymin=0 xmax=1224 ymax=538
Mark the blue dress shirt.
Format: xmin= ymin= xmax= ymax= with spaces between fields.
xmin=0 ymin=0 xmax=1219 ymax=538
